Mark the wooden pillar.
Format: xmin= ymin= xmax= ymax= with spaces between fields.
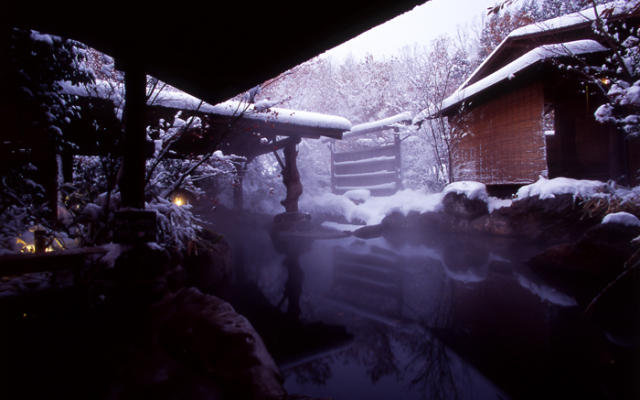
xmin=280 ymin=135 xmax=302 ymax=213
xmin=119 ymin=59 xmax=146 ymax=209
xmin=330 ymin=142 xmax=336 ymax=194
xmin=394 ymin=133 xmax=402 ymax=192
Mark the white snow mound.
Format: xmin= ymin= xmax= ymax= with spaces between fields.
xmin=602 ymin=212 xmax=640 ymax=227
xmin=442 ymin=181 xmax=488 ymax=201
xmin=516 ymin=177 xmax=607 ymax=200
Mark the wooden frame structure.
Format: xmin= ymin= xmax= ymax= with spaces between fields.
xmin=330 ymin=113 xmax=410 ymax=196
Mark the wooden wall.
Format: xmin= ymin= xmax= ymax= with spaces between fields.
xmin=450 ymin=83 xmax=547 ymax=186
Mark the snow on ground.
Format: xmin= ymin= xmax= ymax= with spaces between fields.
xmin=602 ymin=212 xmax=640 ymax=227
xmin=515 ymin=177 xmax=609 ymax=200
xmin=300 ymin=189 xmax=444 ymax=226
xmin=303 ymin=177 xmax=640 ymax=228
xmin=442 ymin=181 xmax=488 ymax=201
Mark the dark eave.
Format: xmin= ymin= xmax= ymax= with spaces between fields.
xmin=2 ymin=1 xmax=424 ymax=106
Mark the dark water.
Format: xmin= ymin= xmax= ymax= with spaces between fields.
xmin=215 ymin=221 xmax=639 ymax=400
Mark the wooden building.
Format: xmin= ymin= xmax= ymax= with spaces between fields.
xmin=416 ymin=5 xmax=640 ymax=197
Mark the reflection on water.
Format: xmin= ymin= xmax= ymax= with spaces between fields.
xmin=216 ymin=222 xmax=637 ymax=400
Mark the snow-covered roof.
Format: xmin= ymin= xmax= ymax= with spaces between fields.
xmin=458 ymin=1 xmax=633 ymax=91
xmin=422 ymin=40 xmax=607 ymax=119
xmin=343 ymin=112 xmax=412 ymax=139
xmin=510 ymin=1 xmax=636 ymax=38
xmin=60 ymin=80 xmax=352 ymax=133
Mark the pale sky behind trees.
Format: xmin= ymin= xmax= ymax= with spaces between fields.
xmin=323 ymin=0 xmax=505 ymax=61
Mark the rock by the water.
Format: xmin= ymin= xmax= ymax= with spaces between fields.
xmin=526 ymin=222 xmax=640 ymax=303
xmin=469 ymin=214 xmax=513 ymax=236
xmin=505 ymin=193 xmax=599 ymax=242
xmin=442 ymin=192 xmax=489 ymax=220
xmin=527 ymin=222 xmax=640 ymax=277
xmin=271 ymin=212 xmax=349 ymax=239
xmin=159 ymin=288 xmax=285 ymax=400
xmin=353 ymin=224 xmax=384 ymax=239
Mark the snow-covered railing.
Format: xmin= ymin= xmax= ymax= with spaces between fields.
xmin=331 ymin=135 xmax=402 ymax=197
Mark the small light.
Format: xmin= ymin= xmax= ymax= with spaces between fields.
xmin=600 ymin=77 xmax=611 ymax=85
xmin=173 ymin=197 xmax=184 ymax=206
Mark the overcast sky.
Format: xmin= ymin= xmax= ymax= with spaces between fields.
xmin=323 ymin=0 xmax=504 ymax=62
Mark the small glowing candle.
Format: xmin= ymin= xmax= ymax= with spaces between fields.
xmin=173 ymin=197 xmax=184 ymax=206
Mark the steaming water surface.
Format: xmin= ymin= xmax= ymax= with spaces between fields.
xmin=216 ymin=221 xmax=634 ymax=400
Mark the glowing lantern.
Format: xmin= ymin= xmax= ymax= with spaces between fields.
xmin=173 ymin=196 xmax=185 ymax=206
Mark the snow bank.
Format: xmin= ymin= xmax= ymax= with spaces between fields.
xmin=343 ymin=189 xmax=371 ymax=202
xmin=515 ymin=177 xmax=608 ymax=200
xmin=602 ymin=212 xmax=640 ymax=227
xmin=302 ymin=181 xmax=517 ymax=226
xmin=299 ymin=189 xmax=443 ymax=226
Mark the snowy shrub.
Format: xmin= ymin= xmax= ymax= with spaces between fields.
xmin=516 ymin=177 xmax=640 ymax=219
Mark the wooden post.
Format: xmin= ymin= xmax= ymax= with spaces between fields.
xmin=280 ymin=135 xmax=302 ymax=213
xmin=119 ymin=59 xmax=147 ymax=209
xmin=330 ymin=142 xmax=336 ymax=194
xmin=394 ymin=133 xmax=402 ymax=192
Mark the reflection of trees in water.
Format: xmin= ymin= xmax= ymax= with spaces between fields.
xmin=402 ymin=273 xmax=472 ymax=400
xmin=342 ymin=322 xmax=400 ymax=384
xmin=285 ymin=356 xmax=335 ymax=386
xmin=281 ymin=241 xmax=484 ymax=398
xmin=404 ymin=330 xmax=464 ymax=400
xmin=285 ymin=322 xmax=401 ymax=386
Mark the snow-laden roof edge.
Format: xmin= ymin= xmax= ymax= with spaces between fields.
xmin=458 ymin=1 xmax=633 ymax=92
xmin=418 ymin=39 xmax=607 ymax=120
xmin=60 ymin=80 xmax=352 ymax=132
xmin=510 ymin=0 xmax=637 ymax=38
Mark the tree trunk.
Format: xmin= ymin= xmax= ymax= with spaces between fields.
xmin=280 ymin=136 xmax=302 ymax=213
xmin=233 ymin=162 xmax=245 ymax=210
